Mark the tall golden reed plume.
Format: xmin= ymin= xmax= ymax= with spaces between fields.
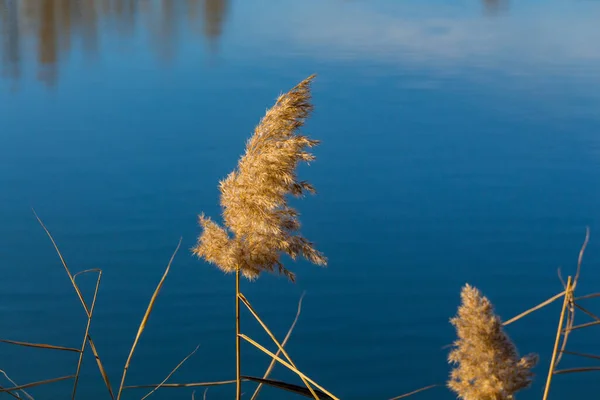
xmin=192 ymin=74 xmax=326 ymax=282
xmin=448 ymin=284 xmax=538 ymax=400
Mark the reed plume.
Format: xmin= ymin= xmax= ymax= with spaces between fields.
xmin=193 ymin=74 xmax=326 ymax=281
xmin=448 ymin=284 xmax=538 ymax=400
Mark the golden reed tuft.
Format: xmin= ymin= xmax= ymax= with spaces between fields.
xmin=193 ymin=75 xmax=326 ymax=281
xmin=448 ymin=284 xmax=538 ymax=400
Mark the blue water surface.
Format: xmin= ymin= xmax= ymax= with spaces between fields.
xmin=2 ymin=0 xmax=600 ymax=399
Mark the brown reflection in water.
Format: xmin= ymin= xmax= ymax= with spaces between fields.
xmin=482 ymin=0 xmax=509 ymax=16
xmin=0 ymin=0 xmax=228 ymax=86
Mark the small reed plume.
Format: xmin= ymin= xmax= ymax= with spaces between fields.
xmin=193 ymin=75 xmax=326 ymax=281
xmin=448 ymin=284 xmax=538 ymax=400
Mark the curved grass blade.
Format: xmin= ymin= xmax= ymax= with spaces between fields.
xmin=87 ymin=334 xmax=115 ymax=399
xmin=116 ymin=238 xmax=182 ymax=400
xmin=0 ymin=339 xmax=79 ymax=353
xmin=123 ymin=379 xmax=239 ymax=389
xmin=250 ymin=292 xmax=305 ymax=400
xmin=0 ymin=375 xmax=74 ymax=393
xmin=243 ymin=376 xmax=332 ymax=399
xmin=388 ymin=384 xmax=439 ymax=399
xmin=140 ymin=345 xmax=200 ymax=400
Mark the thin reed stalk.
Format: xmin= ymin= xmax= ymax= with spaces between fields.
xmin=33 ymin=211 xmax=114 ymax=398
xmin=72 ymin=269 xmax=102 ymax=399
xmin=388 ymin=384 xmax=439 ymax=400
xmin=140 ymin=345 xmax=200 ymax=400
xmin=503 ymin=290 xmax=566 ymax=326
xmin=250 ymin=292 xmax=305 ymax=400
xmin=0 ymin=339 xmax=79 ymax=353
xmin=123 ymin=380 xmax=240 ymax=389
xmin=0 ymin=375 xmax=75 ymax=393
xmin=0 ymin=370 xmax=34 ymax=400
xmin=238 ymin=293 xmax=319 ymax=399
xmin=239 ymin=334 xmax=339 ymax=400
xmin=235 ymin=269 xmax=241 ymax=400
xmin=116 ymin=238 xmax=182 ymax=400
xmin=543 ymin=276 xmax=572 ymax=400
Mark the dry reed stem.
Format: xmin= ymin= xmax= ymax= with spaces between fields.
xmin=239 ymin=334 xmax=339 ymax=400
xmin=71 ymin=269 xmax=103 ymax=400
xmin=235 ymin=269 xmax=241 ymax=400
xmin=250 ymin=292 xmax=305 ymax=400
xmin=573 ymin=227 xmax=590 ymax=291
xmin=554 ymin=367 xmax=600 ymax=375
xmin=243 ymin=376 xmax=331 ymax=399
xmin=560 ymin=350 xmax=600 ymax=361
xmin=86 ymin=334 xmax=115 ymax=399
xmin=238 ymin=293 xmax=319 ymax=399
xmin=503 ymin=290 xmax=566 ymax=326
xmin=563 ymin=320 xmax=600 ymax=332
xmin=574 ymin=303 xmax=600 ymax=322
xmin=116 ymin=238 xmax=182 ymax=400
xmin=140 ymin=345 xmax=200 ymax=400
xmin=0 ymin=386 xmax=20 ymax=400
xmin=123 ymin=379 xmax=240 ymax=389
xmin=0 ymin=375 xmax=75 ymax=393
xmin=543 ymin=276 xmax=572 ymax=400
xmin=0 ymin=339 xmax=80 ymax=353
xmin=204 ymin=388 xmax=209 ymax=400
xmin=388 ymin=384 xmax=439 ymax=400
xmin=0 ymin=370 xmax=33 ymax=400
xmin=575 ymin=292 xmax=600 ymax=301
xmin=33 ymin=210 xmax=90 ymax=317
xmin=33 ymin=211 xmax=114 ymax=398
xmin=555 ymin=294 xmax=575 ymax=367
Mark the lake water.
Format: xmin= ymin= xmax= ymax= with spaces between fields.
xmin=2 ymin=0 xmax=600 ymax=399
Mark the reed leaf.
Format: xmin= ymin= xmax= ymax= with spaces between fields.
xmin=239 ymin=334 xmax=339 ymax=400
xmin=250 ymin=292 xmax=305 ymax=400
xmin=116 ymin=238 xmax=182 ymax=400
xmin=243 ymin=376 xmax=333 ymax=399
xmin=86 ymin=334 xmax=115 ymax=399
xmin=0 ymin=339 xmax=79 ymax=353
xmin=388 ymin=384 xmax=439 ymax=400
xmin=0 ymin=375 xmax=74 ymax=392
xmin=140 ymin=345 xmax=200 ymax=400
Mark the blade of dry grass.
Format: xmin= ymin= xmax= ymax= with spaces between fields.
xmin=573 ymin=227 xmax=590 ymax=291
xmin=238 ymin=293 xmax=319 ymax=399
xmin=250 ymin=292 xmax=305 ymax=400
xmin=33 ymin=211 xmax=115 ymax=398
xmin=243 ymin=376 xmax=332 ymax=399
xmin=116 ymin=238 xmax=182 ymax=400
xmin=239 ymin=334 xmax=339 ymax=400
xmin=72 ymin=269 xmax=103 ymax=399
xmin=86 ymin=334 xmax=115 ymax=399
xmin=561 ymin=350 xmax=600 ymax=361
xmin=0 ymin=375 xmax=74 ymax=393
xmin=554 ymin=367 xmax=600 ymax=375
xmin=140 ymin=345 xmax=200 ymax=400
xmin=0 ymin=386 xmax=21 ymax=399
xmin=563 ymin=320 xmax=600 ymax=332
xmin=575 ymin=293 xmax=600 ymax=301
xmin=0 ymin=370 xmax=33 ymax=400
xmin=123 ymin=380 xmax=239 ymax=389
xmin=574 ymin=303 xmax=600 ymax=322
xmin=503 ymin=290 xmax=566 ymax=326
xmin=33 ymin=210 xmax=90 ymax=317
xmin=0 ymin=339 xmax=79 ymax=353
xmin=543 ymin=276 xmax=572 ymax=400
xmin=388 ymin=384 xmax=439 ymax=400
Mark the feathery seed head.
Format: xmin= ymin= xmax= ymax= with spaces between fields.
xmin=448 ymin=284 xmax=538 ymax=400
xmin=193 ymin=75 xmax=326 ymax=281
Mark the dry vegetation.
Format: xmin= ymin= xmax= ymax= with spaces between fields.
xmin=2 ymin=76 xmax=600 ymax=399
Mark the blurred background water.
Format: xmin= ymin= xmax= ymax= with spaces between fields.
xmin=1 ymin=0 xmax=600 ymax=399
